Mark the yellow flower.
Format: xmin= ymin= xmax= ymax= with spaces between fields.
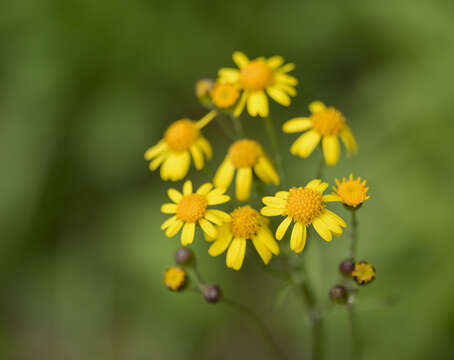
xmin=352 ymin=261 xmax=376 ymax=285
xmin=144 ymin=111 xmax=216 ymax=181
xmin=218 ymin=51 xmax=298 ymax=117
xmin=333 ymin=174 xmax=370 ymax=208
xmin=214 ymin=139 xmax=279 ymax=201
xmin=210 ymin=82 xmax=240 ymax=109
xmin=206 ymin=206 xmax=279 ymax=270
xmin=164 ymin=266 xmax=186 ymax=291
xmin=283 ymin=101 xmax=357 ymax=165
xmin=195 ymin=78 xmax=214 ymax=99
xmin=161 ymin=180 xmax=230 ymax=245
xmin=261 ymin=179 xmax=346 ymax=253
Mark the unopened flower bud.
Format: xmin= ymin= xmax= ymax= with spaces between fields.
xmin=175 ymin=248 xmax=193 ymax=266
xmin=195 ymin=79 xmax=214 ymax=103
xmin=352 ymin=261 xmax=376 ymax=285
xmin=164 ymin=266 xmax=187 ymax=292
xmin=329 ymin=285 xmax=348 ymax=304
xmin=203 ymin=284 xmax=222 ymax=303
xmin=339 ymin=259 xmax=355 ymax=276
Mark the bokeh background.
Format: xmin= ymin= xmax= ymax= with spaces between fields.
xmin=1 ymin=0 xmax=454 ymax=359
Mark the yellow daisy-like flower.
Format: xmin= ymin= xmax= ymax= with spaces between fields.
xmin=210 ymin=82 xmax=240 ymax=109
xmin=161 ymin=180 xmax=230 ymax=245
xmin=206 ymin=206 xmax=280 ymax=270
xmin=164 ymin=266 xmax=186 ymax=291
xmin=214 ymin=139 xmax=279 ymax=202
xmin=261 ymin=179 xmax=346 ymax=253
xmin=283 ymin=101 xmax=357 ymax=165
xmin=333 ymin=174 xmax=370 ymax=208
xmin=352 ymin=261 xmax=376 ymax=285
xmin=218 ymin=51 xmax=298 ymax=118
xmin=144 ymin=111 xmax=216 ymax=181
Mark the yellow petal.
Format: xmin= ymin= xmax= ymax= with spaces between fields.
xmin=257 ymin=227 xmax=279 ymax=255
xmin=160 ymin=152 xmax=191 ymax=181
xmin=319 ymin=213 xmax=343 ymax=236
xmin=206 ymin=188 xmax=230 ymax=205
xmin=290 ymin=130 xmax=321 ymax=158
xmin=324 ymin=209 xmax=347 ymax=228
xmin=233 ymin=91 xmax=248 ymax=117
xmin=195 ymin=110 xmax=217 ymax=129
xmin=262 ymin=196 xmax=286 ymax=207
xmin=181 ymin=222 xmax=196 ymax=245
xmin=322 ymin=136 xmax=340 ymax=166
xmin=204 ymin=211 xmax=224 ymax=225
xmin=208 ymin=226 xmax=233 ymax=256
xmin=161 ymin=215 xmax=177 ymax=230
xmin=232 ymin=51 xmax=250 ymax=69
xmin=165 ymin=219 xmax=183 ymax=237
xmin=144 ymin=140 xmax=166 ymax=160
xmin=274 ymin=73 xmax=298 ymax=86
xmin=218 ymin=68 xmax=241 ymax=83
xmin=254 ymin=156 xmax=279 ymax=185
xmin=226 ymin=238 xmax=246 ymax=270
xmin=309 ymin=101 xmax=326 ymax=114
xmin=266 ymin=86 xmax=291 ymax=106
xmin=306 ymin=179 xmax=322 ymax=190
xmin=278 ymin=63 xmax=295 ymax=73
xmin=196 ymin=136 xmax=212 ymax=159
xmin=214 ymin=159 xmax=235 ymax=190
xmin=274 ymin=83 xmax=297 ymax=96
xmin=315 ymin=182 xmax=329 ymax=194
xmin=247 ymin=90 xmax=268 ymax=117
xmin=290 ymin=222 xmax=303 ymax=252
xmin=183 ymin=180 xmax=193 ymax=195
xmin=252 ymin=237 xmax=272 ymax=264
xmin=340 ymin=125 xmax=358 ymax=155
xmin=205 ymin=209 xmax=231 ymax=223
xmin=312 ymin=217 xmax=332 ymax=242
xmin=149 ymin=153 xmax=166 ymax=171
xmin=323 ymin=193 xmax=342 ymax=202
xmin=235 ymin=167 xmax=252 ymax=201
xmin=196 ymin=182 xmax=213 ymax=195
xmin=189 ymin=145 xmax=204 ymax=170
xmin=260 ymin=207 xmax=284 ymax=216
xmin=294 ymin=225 xmax=307 ymax=253
xmin=267 ymin=55 xmax=284 ymax=69
xmin=161 ymin=203 xmax=177 ymax=214
xmin=167 ymin=188 xmax=182 ymax=203
xmin=199 ymin=218 xmax=217 ymax=239
xmin=282 ymin=118 xmax=312 ymax=133
xmin=276 ymin=216 xmax=292 ymax=240
xmin=276 ymin=191 xmax=289 ymax=199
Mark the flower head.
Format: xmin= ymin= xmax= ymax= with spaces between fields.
xmin=283 ymin=101 xmax=357 ymax=165
xmin=218 ymin=51 xmax=298 ymax=117
xmin=352 ymin=261 xmax=376 ymax=285
xmin=164 ymin=266 xmax=187 ymax=291
xmin=333 ymin=174 xmax=370 ymax=208
xmin=195 ymin=78 xmax=214 ymax=101
xmin=161 ymin=180 xmax=230 ymax=245
xmin=144 ymin=111 xmax=216 ymax=181
xmin=206 ymin=206 xmax=280 ymax=270
xmin=261 ymin=179 xmax=346 ymax=253
xmin=210 ymin=82 xmax=240 ymax=109
xmin=214 ymin=139 xmax=279 ymax=201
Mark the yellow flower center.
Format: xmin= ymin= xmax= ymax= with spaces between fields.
xmin=240 ymin=60 xmax=274 ymax=91
xmin=230 ymin=206 xmax=260 ymax=239
xmin=228 ymin=139 xmax=263 ymax=168
xmin=311 ymin=107 xmax=345 ymax=136
xmin=334 ymin=177 xmax=369 ymax=207
xmin=284 ymin=187 xmax=324 ymax=224
xmin=164 ymin=119 xmax=199 ymax=152
xmin=352 ymin=263 xmax=376 ymax=284
xmin=176 ymin=194 xmax=208 ymax=223
xmin=164 ymin=266 xmax=186 ymax=291
xmin=211 ymin=83 xmax=240 ymax=109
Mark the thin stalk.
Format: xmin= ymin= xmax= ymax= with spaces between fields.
xmin=203 ymin=104 xmax=236 ymax=140
xmin=229 ymin=113 xmax=244 ymax=138
xmin=264 ymin=116 xmax=286 ymax=183
xmin=222 ymin=298 xmax=286 ymax=360
xmin=348 ymin=210 xmax=361 ymax=359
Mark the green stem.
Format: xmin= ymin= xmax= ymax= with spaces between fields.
xmin=230 ymin=114 xmax=244 ymax=138
xmin=203 ymin=104 xmax=237 ymax=140
xmin=348 ymin=210 xmax=361 ymax=360
xmin=264 ymin=116 xmax=286 ymax=183
xmin=222 ymin=298 xmax=286 ymax=360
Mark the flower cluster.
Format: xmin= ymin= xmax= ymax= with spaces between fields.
xmin=146 ymin=51 xmax=375 ymax=276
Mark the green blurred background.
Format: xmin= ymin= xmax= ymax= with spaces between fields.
xmin=1 ymin=0 xmax=454 ymax=359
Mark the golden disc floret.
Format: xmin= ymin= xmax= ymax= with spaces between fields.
xmin=284 ymin=187 xmax=325 ymax=224
xmin=164 ymin=119 xmax=199 ymax=152
xmin=176 ymin=193 xmax=208 ymax=223
xmin=311 ymin=107 xmax=345 ymax=136
xmin=230 ymin=206 xmax=260 ymax=239
xmin=228 ymin=139 xmax=263 ymax=168
xmin=240 ymin=60 xmax=274 ymax=91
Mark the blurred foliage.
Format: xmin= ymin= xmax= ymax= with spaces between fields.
xmin=1 ymin=0 xmax=454 ymax=359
